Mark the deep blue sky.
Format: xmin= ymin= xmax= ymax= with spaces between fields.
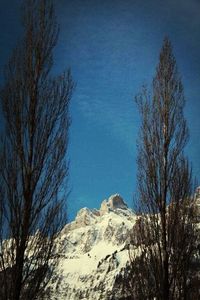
xmin=0 ymin=0 xmax=200 ymax=220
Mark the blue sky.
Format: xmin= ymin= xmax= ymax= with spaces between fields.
xmin=0 ymin=0 xmax=200 ymax=220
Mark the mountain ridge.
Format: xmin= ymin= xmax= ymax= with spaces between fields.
xmin=46 ymin=194 xmax=136 ymax=300
xmin=46 ymin=192 xmax=200 ymax=299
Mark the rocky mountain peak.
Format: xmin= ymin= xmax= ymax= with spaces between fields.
xmin=108 ymin=194 xmax=128 ymax=210
xmin=100 ymin=194 xmax=128 ymax=215
xmin=46 ymin=192 xmax=200 ymax=300
xmin=72 ymin=195 xmax=129 ymax=229
xmin=48 ymin=194 xmax=135 ymax=300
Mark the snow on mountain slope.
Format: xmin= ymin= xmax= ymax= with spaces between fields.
xmin=43 ymin=191 xmax=200 ymax=299
xmin=46 ymin=195 xmax=136 ymax=300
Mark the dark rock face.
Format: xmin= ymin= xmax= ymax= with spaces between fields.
xmin=108 ymin=194 xmax=128 ymax=210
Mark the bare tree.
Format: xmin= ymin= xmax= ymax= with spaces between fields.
xmin=126 ymin=38 xmax=198 ymax=299
xmin=0 ymin=0 xmax=74 ymax=299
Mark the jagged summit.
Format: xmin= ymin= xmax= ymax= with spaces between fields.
xmin=100 ymin=194 xmax=128 ymax=214
xmin=67 ymin=195 xmax=130 ymax=231
xmin=47 ymin=195 xmax=136 ymax=299
xmin=108 ymin=194 xmax=128 ymax=209
xmin=46 ymin=193 xmax=200 ymax=300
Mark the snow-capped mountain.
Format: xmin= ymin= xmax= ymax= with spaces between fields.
xmin=46 ymin=194 xmax=136 ymax=300
xmin=45 ymin=192 xmax=200 ymax=300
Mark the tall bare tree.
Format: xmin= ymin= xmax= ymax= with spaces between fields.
xmin=126 ymin=38 xmax=198 ymax=299
xmin=0 ymin=1 xmax=74 ymax=299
